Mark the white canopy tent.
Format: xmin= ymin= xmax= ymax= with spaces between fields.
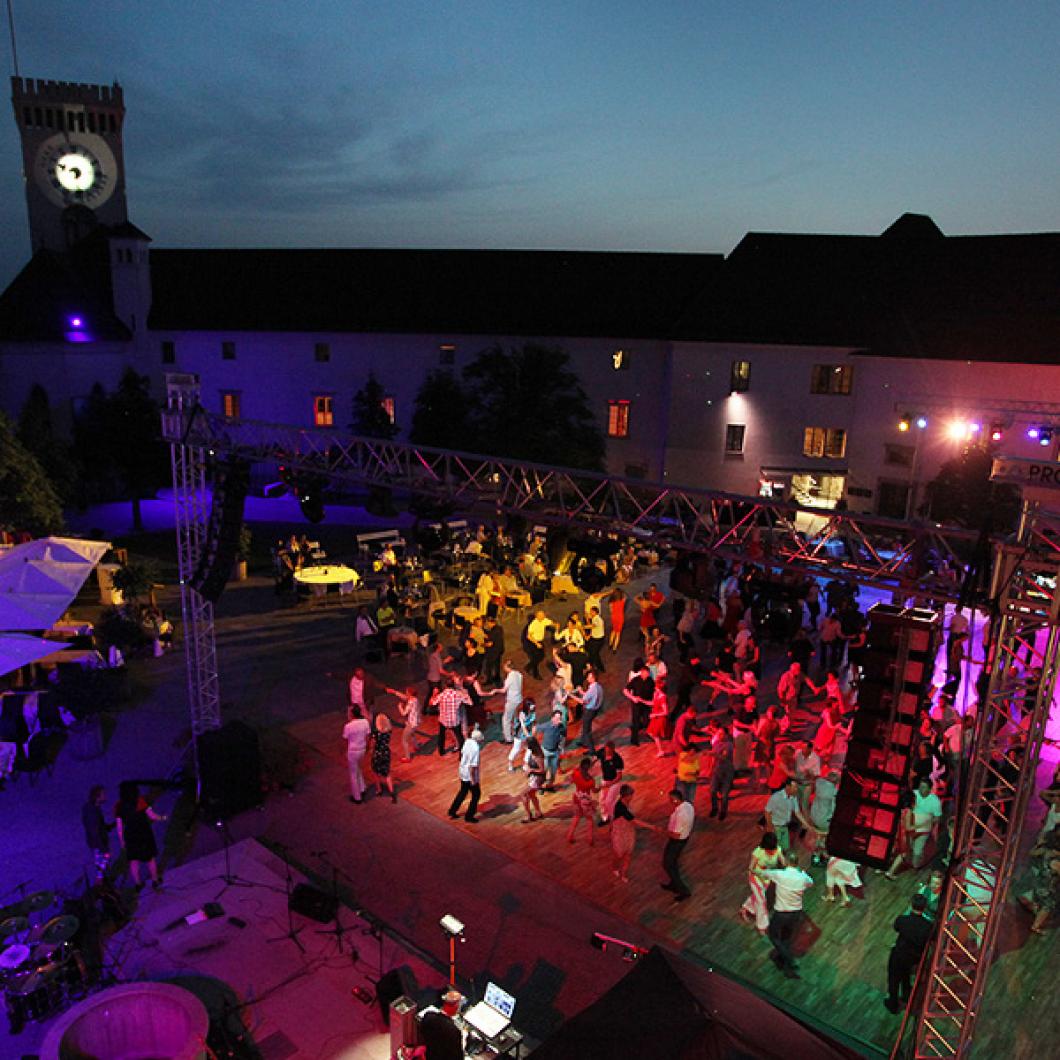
xmin=0 ymin=536 xmax=110 ymax=631
xmin=0 ymin=633 xmax=72 ymax=677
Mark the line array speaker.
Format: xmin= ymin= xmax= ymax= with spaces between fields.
xmin=190 ymin=456 xmax=250 ymax=604
xmin=827 ymin=603 xmax=940 ymax=868
xmin=196 ymin=719 xmax=262 ymax=820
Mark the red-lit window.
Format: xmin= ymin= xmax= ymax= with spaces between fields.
xmin=221 ymin=391 xmax=241 ymax=420
xmin=382 ymin=396 xmax=396 ymax=423
xmin=313 ymin=394 xmax=334 ymax=427
xmin=607 ymin=400 xmax=630 ymax=438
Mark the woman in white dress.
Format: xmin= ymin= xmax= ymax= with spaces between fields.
xmin=739 ymin=832 xmax=785 ymax=933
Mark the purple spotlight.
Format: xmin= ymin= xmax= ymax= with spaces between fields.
xmin=915 ymin=416 xmax=928 ymax=430
xmin=1027 ymin=426 xmax=1040 ymax=440
xmin=969 ymin=422 xmax=981 ymax=434
xmin=69 ymin=316 xmax=83 ymax=328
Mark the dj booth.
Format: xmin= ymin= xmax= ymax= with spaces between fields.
xmin=390 ymin=981 xmax=526 ymax=1059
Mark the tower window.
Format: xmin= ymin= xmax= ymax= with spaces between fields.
xmin=161 ymin=341 xmax=175 ymax=365
xmin=87 ymin=112 xmax=96 ymax=133
xmin=222 ymin=341 xmax=236 ymax=360
xmin=314 ymin=342 xmax=330 ymax=363
xmin=612 ymin=349 xmax=630 ymax=371
xmin=313 ymin=395 xmax=334 ymax=427
xmin=77 ymin=112 xmax=85 ymax=132
xmin=22 ymin=106 xmax=30 ymax=126
xmin=607 ymin=400 xmax=630 ymax=438
xmin=109 ymin=113 xmax=117 ymax=133
xmin=34 ymin=106 xmax=42 ymax=127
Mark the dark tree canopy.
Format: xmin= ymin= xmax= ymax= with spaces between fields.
xmin=17 ymin=384 xmax=76 ymax=503
xmin=414 ymin=343 xmax=605 ymax=470
xmin=72 ymin=371 xmax=169 ymax=530
xmin=351 ymin=372 xmax=398 ymax=439
xmin=409 ymin=369 xmax=469 ymax=451
xmin=0 ymin=411 xmax=64 ymax=535
xmin=926 ymin=445 xmax=1020 ymax=533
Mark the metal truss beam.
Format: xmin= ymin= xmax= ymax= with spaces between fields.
xmin=165 ymin=375 xmax=222 ymax=744
xmin=160 ymin=408 xmax=987 ymax=605
xmin=911 ymin=502 xmax=1060 ymax=1058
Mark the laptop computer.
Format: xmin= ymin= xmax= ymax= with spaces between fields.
xmin=463 ymin=982 xmax=517 ymax=1040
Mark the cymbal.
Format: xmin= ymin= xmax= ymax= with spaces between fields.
xmin=21 ymin=890 xmax=55 ymax=913
xmin=40 ymin=915 xmax=79 ymax=944
xmin=0 ymin=943 xmax=30 ymax=969
xmin=0 ymin=916 xmax=29 ymax=941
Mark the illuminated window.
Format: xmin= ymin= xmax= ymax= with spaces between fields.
xmin=314 ymin=342 xmax=330 ymax=363
xmin=607 ymin=400 xmax=630 ymax=438
xmin=725 ymin=424 xmax=746 ymax=455
xmin=220 ymin=391 xmax=241 ymax=420
xmin=439 ymin=344 xmax=456 ymax=366
xmin=382 ymin=396 xmax=396 ymax=423
xmin=222 ymin=340 xmax=236 ymax=360
xmin=802 ymin=427 xmax=847 ymax=459
xmin=730 ymin=360 xmax=751 ymax=393
xmin=792 ymin=472 xmax=846 ymax=509
xmin=160 ymin=340 xmax=175 ymax=364
xmin=313 ymin=394 xmax=334 ymax=427
xmin=612 ymin=349 xmax=630 ymax=371
xmin=811 ymin=364 xmax=853 ymax=395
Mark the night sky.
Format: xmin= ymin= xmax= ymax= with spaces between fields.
xmin=2 ymin=1 xmax=1057 ymax=287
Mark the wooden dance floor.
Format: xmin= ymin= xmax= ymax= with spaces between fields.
xmin=287 ymin=602 xmax=1056 ymax=1058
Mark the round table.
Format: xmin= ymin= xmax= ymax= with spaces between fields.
xmin=454 ymin=605 xmax=482 ymax=624
xmin=294 ymin=566 xmax=360 ymax=589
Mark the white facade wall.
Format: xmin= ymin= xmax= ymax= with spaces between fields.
xmin=143 ymin=329 xmax=673 ymax=480
xmin=664 ymin=342 xmax=1060 ymax=514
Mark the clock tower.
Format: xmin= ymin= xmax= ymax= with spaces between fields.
xmin=11 ymin=76 xmax=129 ymax=254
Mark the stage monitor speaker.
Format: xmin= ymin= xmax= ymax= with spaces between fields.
xmin=196 ymin=720 xmax=262 ymax=820
xmin=288 ymin=883 xmax=338 ymax=924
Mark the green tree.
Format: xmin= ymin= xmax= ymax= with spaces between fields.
xmin=71 ymin=382 xmax=118 ymax=507
xmin=106 ymin=369 xmax=170 ymax=532
xmin=350 ymin=372 xmax=398 ymax=439
xmin=461 ymin=343 xmax=605 ymax=470
xmin=0 ymin=411 xmax=64 ymax=535
xmin=925 ymin=445 xmax=1020 ymax=532
xmin=409 ymin=369 xmax=469 ymax=451
xmin=17 ymin=384 xmax=76 ymax=503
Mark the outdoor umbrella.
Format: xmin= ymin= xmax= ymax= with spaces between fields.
xmin=0 ymin=536 xmax=110 ymax=631
xmin=0 ymin=633 xmax=71 ymax=679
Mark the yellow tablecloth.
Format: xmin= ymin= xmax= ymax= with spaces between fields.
xmin=294 ymin=566 xmax=360 ymax=587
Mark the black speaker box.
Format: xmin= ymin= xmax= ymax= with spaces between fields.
xmin=197 ymin=720 xmax=262 ymax=820
xmin=376 ymin=966 xmax=413 ymax=1024
xmin=288 ymin=883 xmax=338 ymax=924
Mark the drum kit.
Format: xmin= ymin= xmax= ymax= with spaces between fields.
xmin=0 ymin=890 xmax=88 ymax=1033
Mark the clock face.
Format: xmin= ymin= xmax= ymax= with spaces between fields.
xmin=34 ymin=132 xmax=118 ymax=209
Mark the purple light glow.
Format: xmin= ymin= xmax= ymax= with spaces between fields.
xmin=69 ymin=316 xmax=83 ymax=327
xmin=1027 ymin=427 xmax=1041 ymax=439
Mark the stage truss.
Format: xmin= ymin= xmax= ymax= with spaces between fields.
xmin=162 ymin=376 xmax=1060 ymax=1057
xmin=909 ymin=502 xmax=1060 ymax=1058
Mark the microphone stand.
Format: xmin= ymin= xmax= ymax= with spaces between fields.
xmin=313 ymin=852 xmax=354 ymax=956
xmin=267 ymin=843 xmax=305 ymax=952
xmin=213 ymin=819 xmax=256 ymax=900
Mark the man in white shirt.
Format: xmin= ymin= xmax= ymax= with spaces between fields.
xmin=497 ymin=660 xmax=524 ymax=744
xmin=766 ymin=778 xmax=817 ymax=853
xmin=447 ymin=728 xmax=484 ymax=824
xmin=909 ymin=779 xmax=943 ymax=868
xmin=586 ymin=606 xmax=607 ymax=673
xmin=794 ymin=740 xmax=822 ymax=814
xmin=662 ymin=789 xmax=695 ymax=901
xmin=755 ymin=850 xmax=814 ymax=978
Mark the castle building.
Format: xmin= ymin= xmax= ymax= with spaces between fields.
xmin=2 ymin=75 xmax=1058 ymax=518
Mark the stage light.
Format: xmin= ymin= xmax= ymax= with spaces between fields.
xmin=1027 ymin=426 xmax=1040 ymax=440
xmin=946 ymin=420 xmax=968 ymax=441
xmin=897 ymin=418 xmax=910 ymax=432
xmin=69 ymin=315 xmax=82 ymax=327
xmin=440 ymin=914 xmax=465 ymax=938
xmin=915 ymin=416 xmax=928 ymax=430
xmin=990 ymin=423 xmax=1004 ymax=442
xmin=1040 ymin=429 xmax=1053 ymax=447
xmin=969 ymin=422 xmax=981 ymax=434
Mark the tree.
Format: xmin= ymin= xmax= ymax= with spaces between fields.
xmin=351 ymin=372 xmax=398 ymax=439
xmin=409 ymin=369 xmax=470 ymax=451
xmin=17 ymin=384 xmax=76 ymax=503
xmin=0 ymin=411 xmax=64 ymax=535
xmin=925 ymin=445 xmax=1020 ymax=533
xmin=461 ymin=343 xmax=605 ymax=470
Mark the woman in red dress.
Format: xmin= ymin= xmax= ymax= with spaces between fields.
xmin=608 ymin=589 xmax=626 ymax=652
xmin=566 ymin=756 xmax=598 ymax=845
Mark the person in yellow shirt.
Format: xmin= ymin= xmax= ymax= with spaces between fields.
xmin=674 ymin=746 xmax=701 ymax=805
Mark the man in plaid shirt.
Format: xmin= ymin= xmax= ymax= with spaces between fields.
xmin=431 ymin=678 xmax=471 ymax=756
